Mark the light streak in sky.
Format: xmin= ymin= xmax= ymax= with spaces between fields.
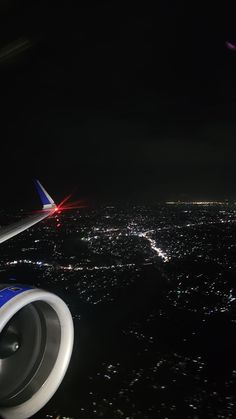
xmin=56 ymin=195 xmax=87 ymax=212
xmin=30 ymin=195 xmax=87 ymax=216
xmin=226 ymin=41 xmax=236 ymax=51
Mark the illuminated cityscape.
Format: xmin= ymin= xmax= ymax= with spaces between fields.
xmin=0 ymin=204 xmax=236 ymax=418
xmin=1 ymin=0 xmax=236 ymax=417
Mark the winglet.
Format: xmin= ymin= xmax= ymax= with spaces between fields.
xmin=35 ymin=180 xmax=56 ymax=210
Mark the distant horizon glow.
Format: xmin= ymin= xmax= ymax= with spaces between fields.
xmin=166 ymin=201 xmax=227 ymax=205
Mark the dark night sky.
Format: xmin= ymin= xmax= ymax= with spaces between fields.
xmin=1 ymin=1 xmax=236 ymax=207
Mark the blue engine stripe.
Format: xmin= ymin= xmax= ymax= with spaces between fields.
xmin=0 ymin=285 xmax=33 ymax=308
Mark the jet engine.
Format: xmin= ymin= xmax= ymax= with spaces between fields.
xmin=0 ymin=285 xmax=74 ymax=419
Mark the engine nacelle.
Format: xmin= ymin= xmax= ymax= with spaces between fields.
xmin=0 ymin=285 xmax=74 ymax=419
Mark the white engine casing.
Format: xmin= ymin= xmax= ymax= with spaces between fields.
xmin=0 ymin=286 xmax=74 ymax=419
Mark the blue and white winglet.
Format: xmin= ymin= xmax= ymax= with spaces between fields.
xmin=0 ymin=180 xmax=57 ymax=244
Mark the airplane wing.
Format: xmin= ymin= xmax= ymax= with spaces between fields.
xmin=0 ymin=180 xmax=57 ymax=244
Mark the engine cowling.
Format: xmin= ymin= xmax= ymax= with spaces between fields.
xmin=0 ymin=285 xmax=74 ymax=419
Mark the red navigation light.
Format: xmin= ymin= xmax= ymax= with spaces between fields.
xmin=51 ymin=194 xmax=87 ymax=216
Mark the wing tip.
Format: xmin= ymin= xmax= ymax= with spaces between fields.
xmin=34 ymin=179 xmax=56 ymax=209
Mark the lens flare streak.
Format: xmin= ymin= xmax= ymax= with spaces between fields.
xmin=28 ymin=196 xmax=87 ymax=218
